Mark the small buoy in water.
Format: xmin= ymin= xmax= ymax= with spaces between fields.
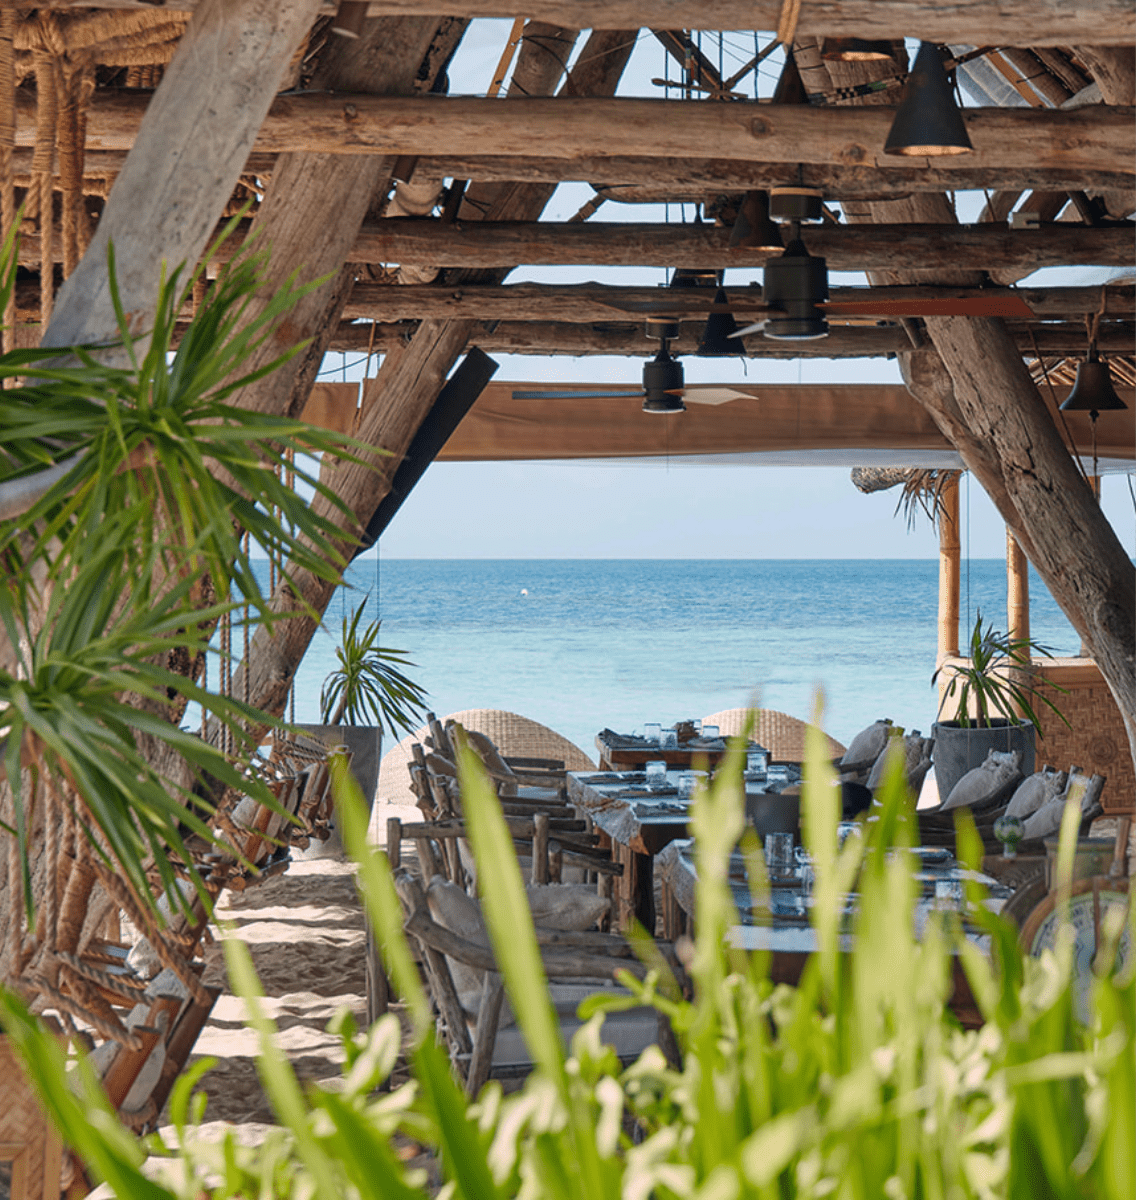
xmin=520 ymin=588 xmax=529 ymax=596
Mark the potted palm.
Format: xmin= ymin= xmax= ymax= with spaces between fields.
xmin=295 ymin=595 xmax=427 ymax=825
xmin=931 ymin=610 xmax=1068 ymax=802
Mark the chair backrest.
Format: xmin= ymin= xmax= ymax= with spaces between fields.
xmin=702 ymin=707 xmax=847 ymax=761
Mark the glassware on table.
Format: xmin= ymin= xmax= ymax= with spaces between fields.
xmin=764 ymin=831 xmax=794 ymax=877
xmin=701 ymin=724 xmax=720 ymax=741
xmin=676 ymin=769 xmax=707 ymax=800
xmin=660 ymin=728 xmax=679 ymax=749
xmin=934 ymin=878 xmax=964 ymax=911
xmin=837 ymin=820 xmax=863 ymax=847
xmin=745 ymin=747 xmax=769 ymax=781
xmin=767 ymin=764 xmax=791 ymax=787
xmin=645 ymin=760 xmax=668 ymax=792
xmin=993 ymin=813 xmax=1024 ymax=859
xmin=795 ymin=845 xmax=814 ymax=895
xmin=691 ymin=718 xmax=703 ymax=735
xmin=643 ymin=722 xmax=662 ymax=745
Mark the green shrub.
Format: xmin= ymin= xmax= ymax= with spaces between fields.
xmin=2 ymin=723 xmax=1132 ymax=1198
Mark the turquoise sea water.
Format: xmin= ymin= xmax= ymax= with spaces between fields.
xmin=285 ymin=559 xmax=1081 ymax=762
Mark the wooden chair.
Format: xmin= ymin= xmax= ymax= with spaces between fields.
xmin=392 ymin=871 xmax=679 ymax=1094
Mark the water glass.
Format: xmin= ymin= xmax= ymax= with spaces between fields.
xmin=764 ymin=831 xmax=794 ymax=876
xmin=837 ymin=820 xmax=863 ymax=847
xmin=795 ymin=846 xmax=814 ymax=895
xmin=645 ymin=760 xmax=668 ymax=792
xmin=643 ymin=722 xmax=661 ymax=745
xmin=702 ymin=724 xmax=720 ymax=740
xmin=660 ymin=728 xmax=679 ymax=749
xmin=745 ymin=748 xmax=769 ymax=780
xmin=691 ymin=718 xmax=703 ymax=735
xmin=677 ymin=770 xmax=698 ymax=800
xmin=767 ymin=764 xmax=790 ymax=787
xmin=934 ymin=879 xmax=964 ymax=911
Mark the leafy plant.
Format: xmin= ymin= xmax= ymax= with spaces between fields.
xmin=933 ymin=609 xmax=1069 ymax=734
xmin=0 ymin=217 xmax=367 ymax=946
xmin=318 ymin=595 xmax=428 ymax=734
xmin=4 ymin=717 xmax=1130 ymax=1199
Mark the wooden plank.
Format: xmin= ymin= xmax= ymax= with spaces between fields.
xmin=352 ymin=220 xmax=1134 ymax=272
xmin=341 ymin=283 xmax=1132 ymax=324
xmin=41 ymin=0 xmax=323 ymax=351
xmin=325 ymin=319 xmax=1136 ymax=359
xmin=12 ymin=2 xmax=1135 ymax=45
xmin=17 ymin=0 xmax=1134 ymax=45
xmin=45 ymin=90 xmax=1134 ymax=172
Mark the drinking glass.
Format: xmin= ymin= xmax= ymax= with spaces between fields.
xmin=691 ymin=718 xmax=703 ymax=735
xmin=660 ymin=728 xmax=678 ymax=749
xmin=643 ymin=722 xmax=662 ymax=745
xmin=767 ymin=764 xmax=790 ymax=787
xmin=795 ymin=846 xmax=814 ymax=894
xmin=745 ymin=748 xmax=769 ymax=781
xmin=677 ymin=770 xmax=697 ymax=800
xmin=702 ymin=724 xmax=720 ymax=740
xmin=764 ymin=831 xmax=794 ymax=876
xmin=645 ymin=760 xmax=668 ymax=792
xmin=837 ymin=820 xmax=863 ymax=847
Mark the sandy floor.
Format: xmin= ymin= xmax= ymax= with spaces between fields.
xmin=168 ymin=802 xmax=422 ymax=1127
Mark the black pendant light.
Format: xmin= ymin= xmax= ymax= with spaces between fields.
xmin=729 ymin=191 xmax=783 ymax=252
xmin=1059 ymin=348 xmax=1127 ymax=481
xmin=762 ymin=236 xmax=828 ymax=340
xmin=821 ymin=37 xmax=894 ymax=62
xmin=641 ymin=345 xmax=686 ymax=413
xmin=697 ymin=288 xmax=746 ymax=356
xmin=884 ymin=41 xmax=973 ymax=157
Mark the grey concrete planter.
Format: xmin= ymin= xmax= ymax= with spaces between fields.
xmin=292 ymin=725 xmax=383 ymax=858
xmin=931 ymin=719 xmax=1035 ymax=806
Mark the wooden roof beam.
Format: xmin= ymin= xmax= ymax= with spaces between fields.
xmin=14 ymin=2 xmax=1134 ymax=45
xmin=341 ymin=282 xmax=1136 ymax=324
xmin=325 ymin=320 xmax=1133 ymax=358
xmin=36 ymin=92 xmax=1134 ymax=176
xmin=350 ymin=219 xmax=1133 ymax=272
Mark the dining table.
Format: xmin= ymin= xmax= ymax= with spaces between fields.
xmin=567 ymin=763 xmax=801 ymax=933
xmin=656 ymin=838 xmax=1013 ymax=1027
xmin=594 ymin=729 xmax=736 ymax=772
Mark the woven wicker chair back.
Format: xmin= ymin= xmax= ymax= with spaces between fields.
xmin=702 ymin=708 xmax=847 ymax=761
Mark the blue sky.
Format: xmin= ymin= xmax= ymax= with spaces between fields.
xmin=328 ymin=23 xmax=1134 ymax=561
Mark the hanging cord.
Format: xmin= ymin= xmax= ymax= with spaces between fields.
xmin=776 ymin=0 xmax=803 ymax=50
xmin=31 ymin=51 xmax=58 ymax=329
xmin=242 ymin=531 xmax=250 ymax=708
xmin=964 ymin=472 xmax=972 ymax=638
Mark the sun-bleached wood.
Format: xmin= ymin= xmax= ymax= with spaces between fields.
xmin=352 ymin=220 xmax=1132 ymax=272
xmin=47 ymin=90 xmax=1134 ymax=173
xmin=41 ymin=0 xmax=322 ymax=350
xmin=938 ymin=476 xmax=960 ymax=662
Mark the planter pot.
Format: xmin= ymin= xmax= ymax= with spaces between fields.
xmin=931 ymin=719 xmax=1035 ymax=806
xmin=293 ymin=725 xmax=383 ymax=858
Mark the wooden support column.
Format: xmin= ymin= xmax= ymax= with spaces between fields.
xmin=1006 ymin=527 xmax=1030 ymax=648
xmin=42 ymin=0 xmax=323 ymax=352
xmin=938 ymin=474 xmax=960 ymax=664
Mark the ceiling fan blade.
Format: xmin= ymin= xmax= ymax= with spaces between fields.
xmin=730 ymin=318 xmax=770 ymax=337
xmin=823 ymin=295 xmax=1035 ymax=318
xmin=682 ymin=386 xmax=757 ymax=406
xmin=511 ymin=389 xmax=643 ymax=400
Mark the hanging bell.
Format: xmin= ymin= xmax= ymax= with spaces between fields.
xmin=1059 ymin=349 xmax=1128 ymax=416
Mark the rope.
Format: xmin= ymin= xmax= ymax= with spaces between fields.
xmin=29 ymin=974 xmax=145 ymax=1049
xmin=776 ymin=0 xmax=803 ymax=49
xmin=0 ymin=9 xmax=16 ymax=353
xmin=32 ymin=52 xmax=58 ymax=327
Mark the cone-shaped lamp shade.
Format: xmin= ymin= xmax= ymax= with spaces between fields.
xmin=642 ymin=348 xmax=686 ymax=412
xmin=821 ymin=37 xmax=894 ymax=61
xmin=730 ymin=190 xmax=784 ymax=250
xmin=697 ymin=288 xmax=746 ymax=356
xmin=884 ymin=41 xmax=973 ymax=156
xmin=331 ymin=1 xmax=367 ymax=37
xmin=772 ymin=52 xmax=808 ymax=106
xmin=1060 ymin=350 xmax=1127 ymax=416
xmin=762 ymin=238 xmax=828 ymax=340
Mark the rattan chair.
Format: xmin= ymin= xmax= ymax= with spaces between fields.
xmin=702 ymin=707 xmax=847 ymax=762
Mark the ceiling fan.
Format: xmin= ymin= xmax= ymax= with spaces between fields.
xmin=728 ymin=190 xmax=1036 ymax=340
xmin=510 ymin=327 xmax=754 ymax=414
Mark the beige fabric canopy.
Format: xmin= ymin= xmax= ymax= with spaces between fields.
xmin=304 ymin=380 xmax=1135 ymax=466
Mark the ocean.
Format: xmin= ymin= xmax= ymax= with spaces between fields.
xmin=284 ymin=559 xmax=1081 ymax=762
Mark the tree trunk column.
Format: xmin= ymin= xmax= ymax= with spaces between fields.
xmin=1006 ymin=526 xmax=1030 ymax=647
xmin=938 ymin=473 xmax=960 ymax=664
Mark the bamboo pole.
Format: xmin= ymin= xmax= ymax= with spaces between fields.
xmin=1006 ymin=526 xmax=1030 ymax=647
xmin=938 ymin=475 xmax=960 ymax=664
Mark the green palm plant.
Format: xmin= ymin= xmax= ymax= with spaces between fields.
xmin=0 ymin=216 xmax=371 ymax=970
xmin=933 ymin=609 xmax=1069 ymax=733
xmin=318 ymin=595 xmax=428 ymax=734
